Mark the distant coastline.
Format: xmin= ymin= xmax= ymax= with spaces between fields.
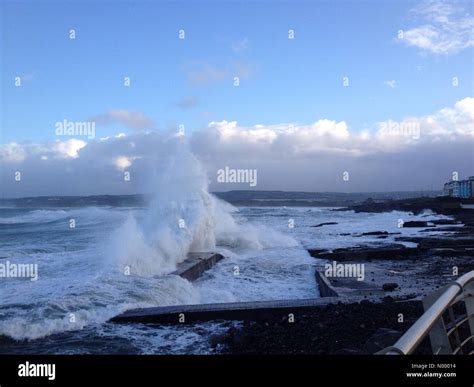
xmin=0 ymin=190 xmax=443 ymax=208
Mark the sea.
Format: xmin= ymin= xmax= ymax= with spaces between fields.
xmin=0 ymin=201 xmax=457 ymax=354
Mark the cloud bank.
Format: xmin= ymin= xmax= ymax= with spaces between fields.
xmin=1 ymin=98 xmax=473 ymax=197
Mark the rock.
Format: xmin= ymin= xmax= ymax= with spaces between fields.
xmin=219 ymin=300 xmax=429 ymax=355
xmin=402 ymin=221 xmax=433 ymax=228
xmin=208 ymin=332 xmax=231 ymax=348
xmin=311 ymin=222 xmax=338 ymax=227
xmin=431 ymin=219 xmax=460 ymax=225
xmin=382 ymin=283 xmax=399 ymax=291
xmin=348 ymin=196 xmax=465 ymax=216
xmin=307 ymin=249 xmax=328 ymax=256
xmin=309 ymin=245 xmax=421 ymax=261
xmin=361 ymin=231 xmax=389 ymax=236
xmin=363 ymin=231 xmax=401 ymax=236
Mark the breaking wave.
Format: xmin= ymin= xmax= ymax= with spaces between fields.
xmin=0 ymin=135 xmax=298 ymax=340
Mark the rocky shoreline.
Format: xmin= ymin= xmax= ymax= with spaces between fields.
xmin=216 ymin=299 xmax=431 ymax=354
xmin=215 ymin=197 xmax=474 ymax=354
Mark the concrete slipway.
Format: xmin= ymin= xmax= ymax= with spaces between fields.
xmin=110 ymin=252 xmax=370 ymax=324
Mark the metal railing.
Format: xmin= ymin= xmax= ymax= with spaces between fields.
xmin=379 ymin=270 xmax=474 ymax=355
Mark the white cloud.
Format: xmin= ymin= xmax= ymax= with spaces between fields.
xmin=190 ymin=98 xmax=474 ymax=191
xmin=0 ymin=143 xmax=28 ymax=163
xmin=192 ymin=99 xmax=473 ymax=160
xmin=0 ymin=139 xmax=86 ymax=164
xmin=399 ymin=0 xmax=474 ymax=55
xmin=1 ymin=98 xmax=473 ymax=196
xmin=52 ymin=139 xmax=87 ymax=158
xmin=114 ymin=156 xmax=132 ymax=170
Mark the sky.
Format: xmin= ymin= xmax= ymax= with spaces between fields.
xmin=1 ymin=0 xmax=473 ymax=197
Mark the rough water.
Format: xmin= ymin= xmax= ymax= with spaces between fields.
xmin=0 ymin=139 xmax=458 ymax=353
xmin=0 ymin=203 xmax=456 ymax=354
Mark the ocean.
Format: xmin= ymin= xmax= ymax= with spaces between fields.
xmin=0 ymin=202 xmax=456 ymax=354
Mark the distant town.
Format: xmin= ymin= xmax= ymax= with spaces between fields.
xmin=444 ymin=176 xmax=474 ymax=198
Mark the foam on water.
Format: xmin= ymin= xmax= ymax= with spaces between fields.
xmin=0 ymin=137 xmax=301 ymax=341
xmin=0 ymin=136 xmax=457 ymax=345
xmin=107 ymin=141 xmax=298 ymax=278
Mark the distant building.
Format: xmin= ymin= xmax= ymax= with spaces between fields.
xmin=444 ymin=181 xmax=460 ymax=197
xmin=444 ymin=176 xmax=474 ymax=198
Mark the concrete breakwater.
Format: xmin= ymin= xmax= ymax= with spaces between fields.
xmin=110 ymin=297 xmax=349 ymax=324
xmin=171 ymin=252 xmax=224 ymax=282
xmin=111 ymin=198 xmax=474 ymax=330
xmin=111 ymin=253 xmax=388 ymax=325
xmin=111 ymin=251 xmax=348 ymax=324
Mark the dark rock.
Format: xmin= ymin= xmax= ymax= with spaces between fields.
xmin=420 ymin=226 xmax=472 ymax=233
xmin=209 ymin=332 xmax=230 ymax=348
xmin=402 ymin=221 xmax=432 ymax=228
xmin=219 ymin=300 xmax=430 ymax=355
xmin=383 ymin=283 xmax=399 ymax=291
xmin=309 ymin=244 xmax=422 ymax=261
xmin=431 ymin=219 xmax=461 ymax=225
xmin=306 ymin=249 xmax=328 ymax=256
xmin=311 ymin=222 xmax=338 ymax=228
xmin=361 ymin=231 xmax=389 ymax=236
xmin=363 ymin=231 xmax=401 ymax=236
xmin=348 ymin=197 xmax=465 ymax=216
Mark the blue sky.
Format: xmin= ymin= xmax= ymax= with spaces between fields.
xmin=2 ymin=0 xmax=472 ymax=143
xmin=1 ymin=0 xmax=473 ymax=196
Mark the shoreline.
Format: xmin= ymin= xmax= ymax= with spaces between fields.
xmin=1 ymin=196 xmax=472 ymax=354
xmin=214 ymin=197 xmax=474 ymax=354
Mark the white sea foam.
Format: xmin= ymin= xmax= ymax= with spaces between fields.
xmin=0 ymin=136 xmax=300 ymax=340
xmin=108 ymin=137 xmax=298 ymax=277
xmin=0 ymin=207 xmax=121 ymax=225
xmin=0 ymin=136 xmax=455 ymax=343
xmin=0 ymin=210 xmax=69 ymax=224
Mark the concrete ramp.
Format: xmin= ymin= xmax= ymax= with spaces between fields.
xmin=110 ymin=297 xmax=366 ymax=324
xmin=110 ymin=252 xmax=369 ymax=325
xmin=171 ymin=252 xmax=224 ymax=282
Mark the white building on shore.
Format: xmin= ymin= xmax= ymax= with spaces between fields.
xmin=443 ymin=176 xmax=474 ymax=198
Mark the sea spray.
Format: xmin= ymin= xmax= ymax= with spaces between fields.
xmin=0 ymin=133 xmax=299 ymax=341
xmin=110 ymin=136 xmax=298 ymax=277
xmin=110 ymin=139 xmax=218 ymax=276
